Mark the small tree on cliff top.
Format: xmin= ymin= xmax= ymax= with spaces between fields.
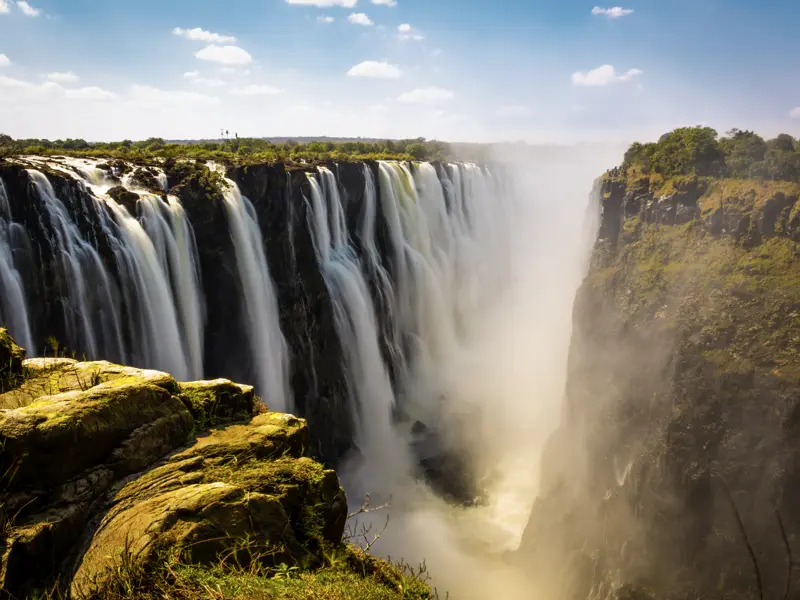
xmin=650 ymin=126 xmax=723 ymax=177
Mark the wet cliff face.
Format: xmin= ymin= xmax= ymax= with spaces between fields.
xmin=523 ymin=175 xmax=800 ymax=599
xmin=0 ymin=158 xmax=465 ymax=471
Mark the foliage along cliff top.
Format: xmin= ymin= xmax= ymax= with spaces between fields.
xmin=604 ymin=127 xmax=800 ymax=187
xmin=0 ymin=132 xmax=460 ymax=165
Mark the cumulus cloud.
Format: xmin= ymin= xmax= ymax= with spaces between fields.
xmin=172 ymin=27 xmax=237 ymax=44
xmin=348 ymin=12 xmax=373 ymax=25
xmin=397 ymin=23 xmax=424 ymax=41
xmin=229 ymin=84 xmax=282 ymax=96
xmin=317 ymin=15 xmax=335 ymax=23
xmin=130 ymin=85 xmax=220 ymax=107
xmin=0 ymin=1 xmax=9 ymax=14
xmin=397 ymin=86 xmax=454 ymax=104
xmin=0 ymin=54 xmax=10 ymax=68
xmin=184 ymin=70 xmax=227 ymax=87
xmin=791 ymin=107 xmax=800 ymax=119
xmin=0 ymin=75 xmax=115 ymax=101
xmin=372 ymin=0 xmax=397 ymax=6
xmin=194 ymin=45 xmax=253 ymax=66
xmin=285 ymin=0 xmax=357 ymax=6
xmin=16 ymin=1 xmax=39 ymax=16
xmin=571 ymin=64 xmax=642 ymax=86
xmin=496 ymin=105 xmax=531 ymax=118
xmin=592 ymin=6 xmax=633 ymax=18
xmin=47 ymin=71 xmax=80 ymax=83
xmin=64 ymin=86 xmax=117 ymax=101
xmin=190 ymin=76 xmax=226 ymax=87
xmin=347 ymin=60 xmax=401 ymax=78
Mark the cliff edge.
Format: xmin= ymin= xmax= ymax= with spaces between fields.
xmin=522 ymin=133 xmax=800 ymax=600
xmin=0 ymin=330 xmax=432 ymax=600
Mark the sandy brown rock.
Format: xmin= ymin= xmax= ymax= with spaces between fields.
xmin=71 ymin=413 xmax=346 ymax=598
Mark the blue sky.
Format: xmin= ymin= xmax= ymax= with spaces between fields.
xmin=1 ymin=0 xmax=799 ymax=143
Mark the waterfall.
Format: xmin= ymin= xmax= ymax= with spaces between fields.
xmin=220 ymin=178 xmax=290 ymax=412
xmin=306 ymin=167 xmax=407 ymax=485
xmin=102 ymin=199 xmax=193 ymax=380
xmin=27 ymin=169 xmax=198 ymax=379
xmin=137 ymin=194 xmax=205 ymax=379
xmin=28 ymin=170 xmax=126 ymax=362
xmin=0 ymin=180 xmax=34 ymax=353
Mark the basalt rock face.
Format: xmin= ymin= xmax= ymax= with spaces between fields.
xmin=226 ymin=163 xmax=353 ymax=462
xmin=0 ymin=160 xmax=384 ymax=465
xmin=522 ymin=176 xmax=800 ymax=599
xmin=0 ymin=341 xmax=347 ymax=599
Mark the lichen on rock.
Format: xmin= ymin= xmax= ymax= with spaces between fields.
xmin=0 ymin=331 xmax=428 ymax=599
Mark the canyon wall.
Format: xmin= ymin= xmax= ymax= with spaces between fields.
xmin=522 ymin=174 xmax=800 ymax=599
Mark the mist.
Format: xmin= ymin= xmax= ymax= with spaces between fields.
xmin=340 ymin=142 xmax=625 ymax=599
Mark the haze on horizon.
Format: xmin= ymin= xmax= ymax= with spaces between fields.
xmin=0 ymin=0 xmax=799 ymax=145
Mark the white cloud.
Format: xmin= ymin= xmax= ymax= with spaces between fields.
xmin=368 ymin=103 xmax=389 ymax=113
xmin=191 ymin=77 xmax=226 ymax=88
xmin=372 ymin=0 xmax=397 ymax=6
xmin=65 ymin=86 xmax=117 ymax=101
xmin=397 ymin=86 xmax=454 ymax=104
xmin=592 ymin=6 xmax=633 ymax=18
xmin=184 ymin=70 xmax=226 ymax=87
xmin=791 ymin=107 xmax=800 ymax=119
xmin=229 ymin=84 xmax=282 ymax=96
xmin=397 ymin=23 xmax=423 ymax=41
xmin=172 ymin=27 xmax=237 ymax=44
xmin=317 ymin=15 xmax=335 ymax=23
xmin=0 ymin=75 xmax=115 ymax=101
xmin=47 ymin=71 xmax=80 ymax=83
xmin=348 ymin=12 xmax=373 ymax=25
xmin=195 ymin=45 xmax=253 ymax=66
xmin=347 ymin=60 xmax=401 ymax=79
xmin=431 ymin=48 xmax=443 ymax=57
xmin=496 ymin=105 xmax=531 ymax=118
xmin=0 ymin=54 xmax=10 ymax=68
xmin=16 ymin=1 xmax=39 ymax=16
xmin=285 ymin=0 xmax=357 ymax=6
xmin=571 ymin=64 xmax=642 ymax=86
xmin=0 ymin=1 xmax=9 ymax=14
xmin=130 ymin=85 xmax=220 ymax=108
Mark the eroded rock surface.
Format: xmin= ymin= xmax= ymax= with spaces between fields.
xmin=522 ymin=176 xmax=800 ymax=599
xmin=0 ymin=347 xmax=346 ymax=599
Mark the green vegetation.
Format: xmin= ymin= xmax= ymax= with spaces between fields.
xmin=0 ymin=133 xmax=455 ymax=165
xmin=617 ymin=127 xmax=800 ymax=182
xmin=30 ymin=543 xmax=435 ymax=600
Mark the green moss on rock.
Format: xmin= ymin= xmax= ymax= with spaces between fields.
xmin=0 ymin=328 xmax=25 ymax=393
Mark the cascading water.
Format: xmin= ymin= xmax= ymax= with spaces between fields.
xmin=137 ymin=194 xmax=205 ymax=379
xmin=219 ymin=178 xmax=290 ymax=412
xmin=305 ymin=167 xmax=408 ymax=490
xmin=2 ymin=153 xmax=605 ymax=597
xmin=23 ymin=166 xmax=202 ymax=380
xmin=0 ymin=180 xmax=34 ymax=353
xmin=28 ymin=170 xmax=127 ymax=362
xmin=101 ymin=198 xmax=193 ymax=380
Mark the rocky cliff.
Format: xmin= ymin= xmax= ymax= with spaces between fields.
xmin=0 ymin=329 xmax=431 ymax=599
xmin=0 ymin=159 xmax=400 ymax=466
xmin=522 ymin=174 xmax=800 ymax=599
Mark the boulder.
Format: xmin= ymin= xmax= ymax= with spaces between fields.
xmin=179 ymin=378 xmax=256 ymax=428
xmin=106 ymin=185 xmax=140 ymax=213
xmin=0 ymin=328 xmax=25 ymax=393
xmin=71 ymin=412 xmax=346 ymax=598
xmin=0 ymin=359 xmax=176 ymax=409
xmin=129 ymin=168 xmax=163 ymax=193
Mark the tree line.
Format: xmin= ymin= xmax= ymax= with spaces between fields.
xmin=619 ymin=127 xmax=800 ymax=182
xmin=0 ymin=134 xmax=454 ymax=163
